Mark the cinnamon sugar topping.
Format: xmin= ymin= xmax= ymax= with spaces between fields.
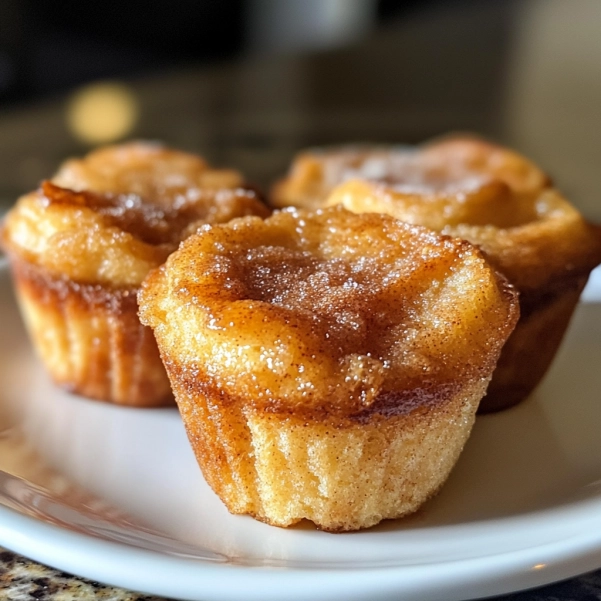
xmin=139 ymin=206 xmax=519 ymax=419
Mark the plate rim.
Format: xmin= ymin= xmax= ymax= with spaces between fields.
xmin=3 ymin=500 xmax=601 ymax=601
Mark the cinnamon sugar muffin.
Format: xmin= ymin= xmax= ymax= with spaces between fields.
xmin=322 ymin=139 xmax=601 ymax=411
xmin=1 ymin=144 xmax=269 ymax=406
xmin=139 ymin=206 xmax=518 ymax=530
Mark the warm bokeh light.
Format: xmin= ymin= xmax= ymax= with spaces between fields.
xmin=66 ymin=82 xmax=138 ymax=144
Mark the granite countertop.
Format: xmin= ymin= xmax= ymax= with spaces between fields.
xmin=3 ymin=545 xmax=601 ymax=601
xmin=0 ymin=547 xmax=168 ymax=601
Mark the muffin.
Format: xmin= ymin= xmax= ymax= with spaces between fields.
xmin=139 ymin=206 xmax=518 ymax=530
xmin=1 ymin=143 xmax=269 ymax=406
xmin=323 ymin=138 xmax=601 ymax=411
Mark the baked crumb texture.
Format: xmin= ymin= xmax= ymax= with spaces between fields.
xmin=277 ymin=137 xmax=601 ymax=411
xmin=139 ymin=206 xmax=518 ymax=530
xmin=1 ymin=143 xmax=269 ymax=406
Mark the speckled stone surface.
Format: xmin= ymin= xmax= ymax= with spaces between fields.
xmin=0 ymin=547 xmax=171 ymax=600
xmin=2 ymin=545 xmax=601 ymax=601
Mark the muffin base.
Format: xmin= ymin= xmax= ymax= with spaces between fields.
xmin=165 ymin=355 xmax=488 ymax=532
xmin=9 ymin=257 xmax=172 ymax=407
xmin=479 ymin=276 xmax=588 ymax=413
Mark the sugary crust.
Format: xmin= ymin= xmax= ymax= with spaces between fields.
xmin=2 ymin=181 xmax=269 ymax=288
xmin=139 ymin=206 xmax=518 ymax=421
xmin=271 ymin=137 xmax=549 ymax=210
xmin=10 ymin=257 xmax=172 ymax=406
xmin=52 ymin=141 xmax=244 ymax=204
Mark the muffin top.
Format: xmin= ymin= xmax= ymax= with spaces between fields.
xmin=2 ymin=144 xmax=269 ymax=287
xmin=139 ymin=206 xmax=518 ymax=421
xmin=326 ymin=180 xmax=601 ymax=296
xmin=271 ymin=137 xmax=550 ymax=210
xmin=52 ymin=141 xmax=244 ymax=206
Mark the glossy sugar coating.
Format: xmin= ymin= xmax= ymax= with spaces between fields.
xmin=3 ymin=181 xmax=268 ymax=287
xmin=139 ymin=206 xmax=519 ymax=529
xmin=140 ymin=206 xmax=517 ymax=416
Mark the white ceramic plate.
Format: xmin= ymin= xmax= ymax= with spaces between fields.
xmin=1 ymin=262 xmax=601 ymax=601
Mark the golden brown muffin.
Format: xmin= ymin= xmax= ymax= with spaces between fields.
xmin=1 ymin=144 xmax=269 ymax=406
xmin=139 ymin=206 xmax=518 ymax=530
xmin=323 ymin=139 xmax=601 ymax=411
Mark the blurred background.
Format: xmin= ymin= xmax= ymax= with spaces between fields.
xmin=0 ymin=0 xmax=599 ymax=218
